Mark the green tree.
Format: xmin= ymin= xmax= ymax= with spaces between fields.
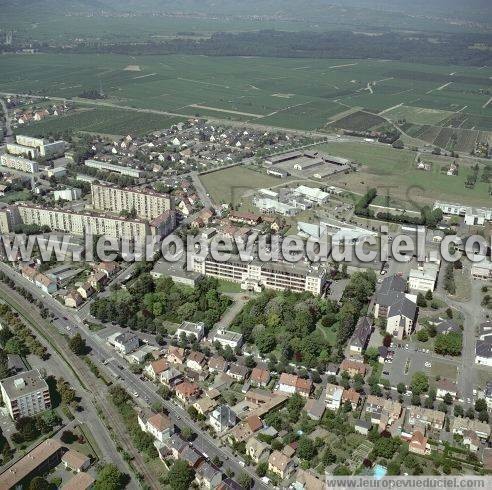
xmin=256 ymin=461 xmax=268 ymax=477
xmin=397 ymin=383 xmax=406 ymax=394
xmin=297 ymin=437 xmax=316 ymax=460
xmin=410 ymin=372 xmax=429 ymax=395
xmin=255 ymin=329 xmax=276 ymax=355
xmin=237 ymin=473 xmax=253 ymax=489
xmin=28 ymin=477 xmax=50 ymax=490
xmin=475 ymin=398 xmax=487 ymax=412
xmin=167 ymin=460 xmax=195 ymax=490
xmin=68 ymin=333 xmax=86 ymax=355
xmin=94 ymin=464 xmax=128 ymax=490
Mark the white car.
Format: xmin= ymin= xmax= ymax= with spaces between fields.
xmin=133 ymin=392 xmax=139 ymax=397
xmin=424 ymin=362 xmax=431 ymax=368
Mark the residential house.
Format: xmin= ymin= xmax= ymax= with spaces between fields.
xmin=303 ymin=398 xmax=326 ymax=421
xmin=108 ymin=332 xmax=139 ymax=354
xmin=61 ymin=450 xmax=91 ymax=473
xmin=463 ymin=430 xmax=481 ymax=452
xmin=209 ymin=405 xmax=238 ymax=433
xmin=175 ymin=381 xmax=200 ymax=404
xmin=293 ymin=469 xmax=324 ymax=490
xmin=339 ymin=359 xmax=368 ymax=378
xmin=386 ymin=295 xmax=418 ymax=340
xmin=138 ymin=410 xmax=173 ymax=443
xmin=325 ymin=383 xmax=344 ymax=411
xmin=409 ymin=430 xmax=430 ymax=455
xmin=181 ymin=445 xmax=205 ymax=469
xmin=354 ymin=420 xmax=372 ymax=436
xmin=195 ymin=461 xmax=222 ymax=490
xmin=96 ymin=261 xmax=119 ymax=277
xmin=268 ymin=450 xmax=293 ymax=480
xmin=186 ymin=351 xmax=207 ymax=373
xmin=246 ymin=437 xmax=270 ymax=464
xmin=35 ymin=273 xmax=57 ymax=294
xmin=451 ymin=417 xmax=491 ymax=440
xmin=227 ymin=363 xmax=249 ymax=382
xmin=342 ymin=388 xmax=361 ymax=410
xmin=88 ymin=271 xmax=107 ymax=290
xmin=145 ymin=358 xmax=170 ymax=381
xmin=193 ymin=397 xmax=218 ymax=417
xmin=167 ymin=346 xmax=186 ymax=365
xmin=208 ymin=356 xmax=228 ymax=373
xmin=160 ymin=367 xmax=184 ymax=387
xmin=250 ymin=367 xmax=271 ymax=387
xmin=365 ymin=395 xmax=403 ymax=431
xmin=373 ymin=275 xmax=407 ymax=318
xmin=348 ymin=316 xmax=372 ymax=353
xmin=407 ymin=406 xmax=445 ymax=431
xmin=65 ymin=291 xmax=83 ymax=308
xmin=77 ymin=282 xmax=95 ymax=300
xmin=436 ymin=379 xmax=458 ymax=399
xmin=435 ymin=320 xmax=461 ymax=335
xmin=278 ymin=373 xmax=312 ymax=397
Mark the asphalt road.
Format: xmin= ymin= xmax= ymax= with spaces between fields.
xmin=0 ymin=262 xmax=267 ymax=489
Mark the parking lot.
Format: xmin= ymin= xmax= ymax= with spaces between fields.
xmin=382 ymin=341 xmax=459 ymax=389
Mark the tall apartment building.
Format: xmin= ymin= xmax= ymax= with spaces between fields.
xmin=85 ymin=159 xmax=142 ymax=178
xmin=191 ymin=255 xmax=326 ymax=295
xmin=0 ymin=154 xmax=39 ymax=173
xmin=0 ymin=369 xmax=51 ymax=420
xmin=7 ymin=135 xmax=65 ymax=159
xmin=91 ymin=183 xmax=173 ymax=220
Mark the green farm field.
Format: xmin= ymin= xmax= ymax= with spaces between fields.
xmin=314 ymin=141 xmax=492 ymax=207
xmin=1 ymin=53 xmax=491 ymax=135
xmin=12 ymin=106 xmax=186 ymax=137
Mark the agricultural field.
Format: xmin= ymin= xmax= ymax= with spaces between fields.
xmin=1 ymin=54 xmax=491 ymax=136
xmin=12 ymin=107 xmax=185 ymax=137
xmin=198 ymin=166 xmax=285 ymax=204
xmin=313 ymin=141 xmax=492 ymax=207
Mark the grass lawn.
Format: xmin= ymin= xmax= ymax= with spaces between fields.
xmin=199 ymin=166 xmax=284 ymax=205
xmin=430 ymin=361 xmax=458 ymax=382
xmin=314 ymin=141 xmax=492 ymax=207
xmin=1 ymin=190 xmax=32 ymax=204
xmin=217 ymin=279 xmax=242 ymax=293
xmin=453 ymin=270 xmax=472 ymax=302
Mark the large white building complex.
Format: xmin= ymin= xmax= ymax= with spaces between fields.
xmin=91 ymin=183 xmax=174 ymax=220
xmin=191 ymin=255 xmax=327 ymax=295
xmin=0 ymin=369 xmax=51 ymax=420
xmin=85 ymin=159 xmax=143 ymax=178
xmin=0 ymin=204 xmax=175 ymax=240
xmin=6 ymin=135 xmax=65 ymax=159
xmin=434 ymin=201 xmax=492 ymax=225
xmin=0 ymin=154 xmax=39 ymax=173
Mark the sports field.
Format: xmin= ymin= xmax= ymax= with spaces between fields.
xmin=198 ymin=166 xmax=285 ymax=204
xmin=1 ymin=54 xmax=491 ymax=137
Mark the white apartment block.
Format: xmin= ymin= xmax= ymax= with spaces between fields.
xmin=0 ymin=154 xmax=39 ymax=173
xmin=54 ymin=188 xmax=82 ymax=202
xmin=191 ymin=255 xmax=326 ymax=295
xmin=408 ymin=262 xmax=439 ymax=292
xmin=85 ymin=159 xmax=143 ymax=178
xmin=16 ymin=204 xmax=152 ymax=240
xmin=0 ymin=369 xmax=51 ymax=420
xmin=8 ymin=135 xmax=65 ymax=159
xmin=91 ymin=183 xmax=173 ymax=220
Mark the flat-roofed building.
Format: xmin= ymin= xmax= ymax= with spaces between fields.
xmin=213 ymin=329 xmax=243 ymax=349
xmin=408 ymin=262 xmax=440 ymax=292
xmin=91 ymin=182 xmax=173 ymax=220
xmin=175 ymin=321 xmax=205 ymax=341
xmin=0 ymin=154 xmax=38 ymax=173
xmin=191 ymin=255 xmax=327 ymax=296
xmin=14 ymin=204 xmax=164 ymax=240
xmin=0 ymin=369 xmax=51 ymax=420
xmin=85 ymin=159 xmax=142 ymax=178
